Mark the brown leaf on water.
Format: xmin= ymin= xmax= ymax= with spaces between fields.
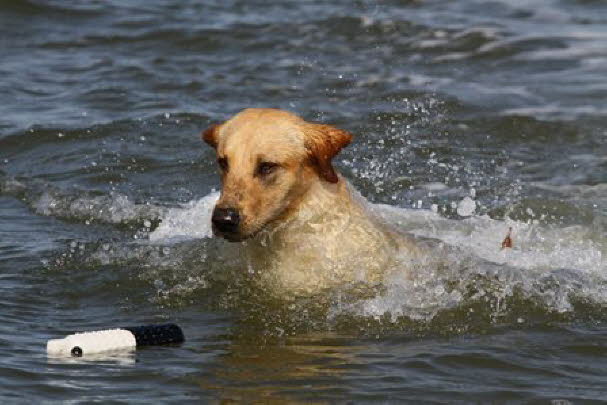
xmin=501 ymin=227 xmax=513 ymax=249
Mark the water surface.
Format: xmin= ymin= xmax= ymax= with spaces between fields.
xmin=1 ymin=0 xmax=606 ymax=402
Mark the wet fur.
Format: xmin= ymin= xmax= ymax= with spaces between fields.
xmin=203 ymin=108 xmax=421 ymax=295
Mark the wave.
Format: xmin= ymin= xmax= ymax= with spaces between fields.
xmin=0 ymin=0 xmax=101 ymax=16
xmin=128 ymin=192 xmax=607 ymax=335
xmin=9 ymin=170 xmax=603 ymax=336
xmin=0 ymin=174 xmax=165 ymax=227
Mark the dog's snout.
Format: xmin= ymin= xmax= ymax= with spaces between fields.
xmin=212 ymin=207 xmax=241 ymax=234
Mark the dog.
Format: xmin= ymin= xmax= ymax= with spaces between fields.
xmin=202 ymin=108 xmax=423 ymax=295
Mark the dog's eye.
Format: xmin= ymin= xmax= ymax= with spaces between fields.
xmin=217 ymin=157 xmax=228 ymax=171
xmin=256 ymin=161 xmax=279 ymax=177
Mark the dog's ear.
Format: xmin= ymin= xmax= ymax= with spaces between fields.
xmin=305 ymin=124 xmax=353 ymax=183
xmin=201 ymin=123 xmax=222 ymax=149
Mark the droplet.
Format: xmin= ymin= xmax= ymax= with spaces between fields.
xmin=456 ymin=197 xmax=476 ymax=217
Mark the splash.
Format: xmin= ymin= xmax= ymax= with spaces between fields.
xmin=149 ymin=192 xmax=219 ymax=242
xmin=142 ymin=189 xmax=607 ymax=331
xmin=30 ymin=175 xmax=605 ymax=337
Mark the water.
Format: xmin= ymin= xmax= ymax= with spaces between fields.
xmin=1 ymin=0 xmax=606 ymax=402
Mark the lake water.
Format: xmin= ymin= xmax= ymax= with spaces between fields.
xmin=1 ymin=0 xmax=606 ymax=402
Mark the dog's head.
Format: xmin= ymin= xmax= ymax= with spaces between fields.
xmin=202 ymin=108 xmax=352 ymax=242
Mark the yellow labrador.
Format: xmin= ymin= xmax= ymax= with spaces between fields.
xmin=202 ymin=108 xmax=421 ymax=295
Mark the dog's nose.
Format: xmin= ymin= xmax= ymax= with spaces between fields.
xmin=212 ymin=207 xmax=240 ymax=233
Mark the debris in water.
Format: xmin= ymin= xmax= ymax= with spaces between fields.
xmin=501 ymin=227 xmax=513 ymax=249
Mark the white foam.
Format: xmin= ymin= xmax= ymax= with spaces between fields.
xmin=357 ymin=202 xmax=607 ymax=319
xmin=373 ymin=203 xmax=605 ymax=273
xmin=147 ymin=192 xmax=606 ymax=276
xmin=30 ymin=190 xmax=165 ymax=224
xmin=149 ymin=192 xmax=219 ymax=242
xmin=143 ymin=191 xmax=606 ymax=321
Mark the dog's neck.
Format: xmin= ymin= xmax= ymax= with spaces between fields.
xmin=243 ymin=176 xmax=401 ymax=295
xmin=254 ymin=176 xmax=362 ymax=240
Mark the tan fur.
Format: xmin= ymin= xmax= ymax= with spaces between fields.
xmin=202 ymin=108 xmax=420 ymax=295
